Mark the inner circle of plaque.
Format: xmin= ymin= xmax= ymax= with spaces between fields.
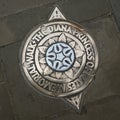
xmin=35 ymin=32 xmax=86 ymax=83
xmin=46 ymin=42 xmax=75 ymax=72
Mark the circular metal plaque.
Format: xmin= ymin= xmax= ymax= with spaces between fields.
xmin=20 ymin=20 xmax=98 ymax=97
xmin=20 ymin=7 xmax=99 ymax=110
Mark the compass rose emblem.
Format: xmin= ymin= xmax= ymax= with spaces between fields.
xmin=20 ymin=6 xmax=99 ymax=111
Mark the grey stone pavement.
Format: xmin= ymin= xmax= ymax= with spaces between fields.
xmin=0 ymin=0 xmax=120 ymax=120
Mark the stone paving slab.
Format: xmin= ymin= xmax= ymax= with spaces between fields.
xmin=0 ymin=61 xmax=3 ymax=82
xmin=0 ymin=84 xmax=15 ymax=120
xmin=0 ymin=0 xmax=58 ymax=18
xmin=44 ymin=95 xmax=120 ymax=120
xmin=82 ymin=16 xmax=120 ymax=102
xmin=110 ymin=0 xmax=120 ymax=31
xmin=0 ymin=0 xmax=111 ymax=47
xmin=0 ymin=0 xmax=111 ymax=18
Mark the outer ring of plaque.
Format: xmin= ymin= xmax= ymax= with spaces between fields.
xmin=19 ymin=20 xmax=99 ymax=98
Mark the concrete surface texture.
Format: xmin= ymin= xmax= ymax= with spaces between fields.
xmin=0 ymin=0 xmax=120 ymax=120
